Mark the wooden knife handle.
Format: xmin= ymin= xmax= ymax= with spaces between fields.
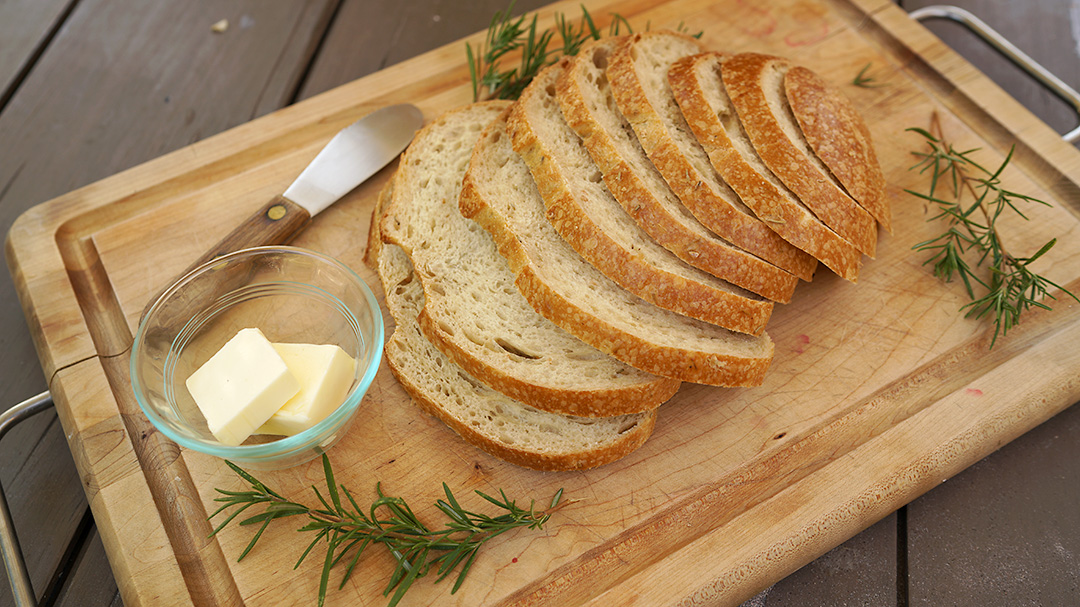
xmin=185 ymin=195 xmax=312 ymax=270
xmin=140 ymin=195 xmax=312 ymax=320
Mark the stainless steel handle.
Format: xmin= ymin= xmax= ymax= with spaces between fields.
xmin=910 ymin=4 xmax=1080 ymax=143
xmin=0 ymin=392 xmax=54 ymax=606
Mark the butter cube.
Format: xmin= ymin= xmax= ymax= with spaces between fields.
xmin=185 ymin=328 xmax=300 ymax=446
xmin=257 ymin=343 xmax=356 ymax=436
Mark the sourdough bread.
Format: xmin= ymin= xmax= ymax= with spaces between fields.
xmin=377 ymin=242 xmax=657 ymax=471
xmin=721 ymin=52 xmax=878 ymax=257
xmin=557 ymin=36 xmax=799 ymax=303
xmin=605 ymin=32 xmax=818 ymax=282
xmin=509 ymin=58 xmax=774 ymax=336
xmin=668 ymin=52 xmax=862 ymax=281
xmin=784 ymin=65 xmax=891 ymax=232
xmin=461 ymin=108 xmax=775 ymax=387
xmin=380 ymin=101 xmax=678 ymax=417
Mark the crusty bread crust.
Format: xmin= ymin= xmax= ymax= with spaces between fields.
xmin=461 ymin=109 xmax=774 ymax=387
xmin=721 ymin=52 xmax=878 ymax=258
xmin=509 ymin=59 xmax=773 ymax=336
xmin=605 ymin=32 xmax=818 ymax=282
xmin=668 ymin=52 xmax=862 ymax=281
xmin=379 ymin=242 xmax=657 ymax=471
xmin=784 ymin=65 xmax=891 ymax=232
xmin=558 ymin=37 xmax=799 ymax=303
xmin=381 ymin=101 xmax=677 ymax=417
xmin=363 ymin=170 xmax=398 ymax=269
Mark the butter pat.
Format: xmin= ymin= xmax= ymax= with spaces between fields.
xmin=257 ymin=343 xmax=356 ymax=436
xmin=185 ymin=328 xmax=300 ymax=446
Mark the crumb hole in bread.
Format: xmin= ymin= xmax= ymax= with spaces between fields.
xmin=463 ymin=327 xmax=485 ymax=348
xmin=437 ymin=320 xmax=454 ymax=336
xmin=427 ymin=281 xmax=446 ymax=296
xmin=617 ymin=420 xmax=638 ymax=434
xmin=592 ymin=47 xmax=609 ymax=69
xmin=457 ymin=371 xmax=484 ymax=391
xmin=495 ymin=338 xmax=541 ymax=360
xmin=587 ymin=170 xmax=602 ymax=183
xmin=545 ymin=83 xmax=556 ymax=96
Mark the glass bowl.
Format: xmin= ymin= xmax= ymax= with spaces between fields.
xmin=130 ymin=246 xmax=383 ymax=469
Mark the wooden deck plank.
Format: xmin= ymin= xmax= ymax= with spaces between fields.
xmin=0 ymin=0 xmax=72 ymax=105
xmin=53 ymin=529 xmax=121 ymax=607
xmin=297 ymin=0 xmax=552 ymax=100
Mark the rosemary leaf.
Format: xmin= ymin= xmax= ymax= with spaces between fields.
xmin=210 ymin=454 xmax=565 ymax=607
xmin=853 ymin=62 xmax=884 ymax=88
xmin=907 ymin=115 xmax=1078 ymax=347
xmin=467 ymin=2 xmax=702 ymax=102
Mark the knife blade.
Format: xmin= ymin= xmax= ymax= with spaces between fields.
xmin=181 ymin=103 xmax=423 ymax=273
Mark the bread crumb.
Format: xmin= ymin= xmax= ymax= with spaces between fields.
xmin=211 ymin=19 xmax=228 ymax=33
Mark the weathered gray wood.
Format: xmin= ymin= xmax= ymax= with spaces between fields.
xmin=298 ymin=0 xmax=553 ymax=100
xmin=53 ymin=529 xmax=122 ymax=607
xmin=0 ymin=0 xmax=72 ymax=105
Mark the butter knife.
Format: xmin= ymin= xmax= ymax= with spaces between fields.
xmin=181 ymin=103 xmax=423 ymax=273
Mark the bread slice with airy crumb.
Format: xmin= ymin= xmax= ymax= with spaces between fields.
xmin=784 ymin=65 xmax=891 ymax=232
xmin=557 ymin=36 xmax=799 ymax=303
xmin=379 ymin=101 xmax=678 ymax=418
xmin=668 ymin=52 xmax=862 ymax=281
xmin=509 ymin=59 xmax=774 ymax=336
xmin=605 ymin=31 xmax=817 ymax=282
xmin=377 ymin=242 xmax=657 ymax=471
xmin=461 ymin=108 xmax=775 ymax=387
xmin=721 ymin=52 xmax=878 ymax=257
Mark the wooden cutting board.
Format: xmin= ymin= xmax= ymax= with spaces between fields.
xmin=8 ymin=0 xmax=1080 ymax=604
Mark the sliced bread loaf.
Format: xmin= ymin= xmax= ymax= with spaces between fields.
xmin=784 ymin=65 xmax=891 ymax=232
xmin=557 ymin=36 xmax=799 ymax=303
xmin=721 ymin=52 xmax=878 ymax=257
xmin=509 ymin=58 xmax=774 ymax=336
xmin=377 ymin=241 xmax=657 ymax=471
xmin=668 ymin=52 xmax=863 ymax=281
xmin=379 ymin=101 xmax=677 ymax=418
xmin=605 ymin=31 xmax=818 ymax=282
xmin=460 ymin=108 xmax=775 ymax=387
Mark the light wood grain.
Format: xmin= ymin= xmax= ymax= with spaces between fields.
xmin=8 ymin=0 xmax=1080 ymax=605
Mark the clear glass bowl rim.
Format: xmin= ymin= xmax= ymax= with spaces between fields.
xmin=129 ymin=245 xmax=384 ymax=461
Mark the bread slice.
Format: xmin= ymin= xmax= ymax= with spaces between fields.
xmin=461 ymin=108 xmax=775 ymax=387
xmin=377 ymin=242 xmax=657 ymax=471
xmin=509 ymin=58 xmax=774 ymax=336
xmin=668 ymin=52 xmax=862 ymax=281
xmin=557 ymin=36 xmax=799 ymax=304
xmin=721 ymin=52 xmax=878 ymax=257
xmin=784 ymin=65 xmax=891 ymax=232
xmin=379 ymin=101 xmax=677 ymax=418
xmin=605 ymin=31 xmax=817 ymax=282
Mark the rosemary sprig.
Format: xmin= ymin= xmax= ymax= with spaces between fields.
xmin=467 ymin=2 xmax=702 ymax=102
xmin=906 ymin=113 xmax=1077 ymax=347
xmin=852 ymin=62 xmax=884 ymax=88
xmin=210 ymin=455 xmax=566 ymax=607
